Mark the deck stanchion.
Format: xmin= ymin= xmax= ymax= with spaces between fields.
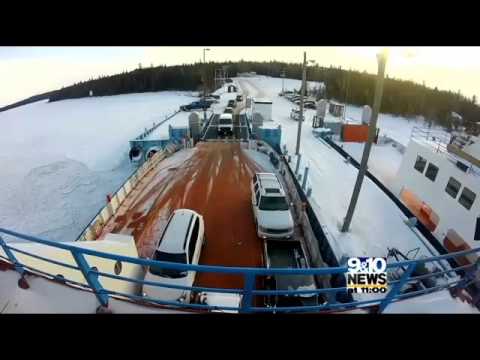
xmin=0 ymin=235 xmax=25 ymax=277
xmin=306 ymin=187 xmax=312 ymax=197
xmin=71 ymin=249 xmax=109 ymax=307
xmin=378 ymin=262 xmax=417 ymax=313
xmin=295 ymin=153 xmax=302 ymax=175
xmin=302 ymin=165 xmax=309 ymax=190
xmin=240 ymin=272 xmax=256 ymax=313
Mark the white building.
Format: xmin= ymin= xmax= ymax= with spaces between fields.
xmin=393 ymin=128 xmax=480 ymax=260
xmin=252 ymin=98 xmax=273 ymax=122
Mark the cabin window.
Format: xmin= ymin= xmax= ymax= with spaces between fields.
xmin=414 ymin=155 xmax=427 ymax=174
xmin=445 ymin=177 xmax=461 ymax=199
xmin=425 ymin=163 xmax=439 ymax=182
xmin=458 ymin=187 xmax=476 ymax=210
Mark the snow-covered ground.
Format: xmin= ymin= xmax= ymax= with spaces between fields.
xmin=383 ymin=290 xmax=478 ymax=314
xmin=342 ymin=104 xmax=439 ymax=147
xmin=237 ymin=76 xmax=439 ymax=261
xmin=338 ymin=105 xmax=445 ymax=188
xmin=336 ymin=142 xmax=404 ymax=189
xmin=0 ymin=91 xmax=197 ymax=242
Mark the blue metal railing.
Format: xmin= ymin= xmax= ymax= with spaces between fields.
xmin=199 ymin=113 xmax=215 ymax=141
xmin=134 ymin=110 xmax=181 ymax=141
xmin=0 ymin=227 xmax=479 ymax=313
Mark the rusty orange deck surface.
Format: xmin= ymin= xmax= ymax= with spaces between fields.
xmin=98 ymin=142 xmax=265 ymax=289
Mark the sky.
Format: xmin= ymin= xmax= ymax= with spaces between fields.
xmin=1 ymin=46 xmax=480 ymax=107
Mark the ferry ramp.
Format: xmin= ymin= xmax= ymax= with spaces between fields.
xmin=202 ymin=107 xmax=249 ymax=141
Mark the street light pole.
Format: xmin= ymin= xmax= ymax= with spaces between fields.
xmin=341 ymin=50 xmax=388 ymax=233
xmin=203 ymin=48 xmax=210 ymax=124
xmin=295 ymin=52 xmax=307 ymax=155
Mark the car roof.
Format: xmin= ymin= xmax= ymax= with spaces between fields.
xmin=255 ymin=173 xmax=286 ymax=197
xmin=158 ymin=209 xmax=196 ymax=253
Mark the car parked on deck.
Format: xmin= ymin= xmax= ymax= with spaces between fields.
xmin=251 ymin=173 xmax=294 ymax=239
xmin=143 ymin=209 xmax=205 ymax=303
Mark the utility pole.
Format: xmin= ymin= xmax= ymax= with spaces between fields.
xmin=341 ymin=50 xmax=388 ymax=233
xmin=203 ymin=48 xmax=210 ymax=124
xmin=295 ymin=52 xmax=307 ymax=155
xmin=344 ymin=71 xmax=350 ymax=123
xmin=281 ymin=70 xmax=285 ymax=95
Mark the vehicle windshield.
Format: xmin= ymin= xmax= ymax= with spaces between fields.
xmin=219 ymin=118 xmax=232 ymax=125
xmin=149 ymin=251 xmax=188 ymax=279
xmin=259 ymin=196 xmax=289 ymax=211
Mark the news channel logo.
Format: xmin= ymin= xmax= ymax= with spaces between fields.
xmin=346 ymin=257 xmax=388 ymax=294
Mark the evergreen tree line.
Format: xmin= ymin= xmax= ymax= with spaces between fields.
xmin=49 ymin=63 xmax=204 ymax=102
xmin=47 ymin=60 xmax=480 ymax=133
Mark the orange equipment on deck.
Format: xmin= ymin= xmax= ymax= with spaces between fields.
xmin=341 ymin=124 xmax=370 ymax=143
xmin=400 ymin=188 xmax=439 ymax=232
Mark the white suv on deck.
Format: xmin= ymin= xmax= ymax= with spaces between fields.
xmin=143 ymin=209 xmax=205 ymax=303
xmin=251 ymin=173 xmax=294 ymax=239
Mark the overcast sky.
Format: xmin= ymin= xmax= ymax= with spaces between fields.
xmin=1 ymin=46 xmax=480 ymax=107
